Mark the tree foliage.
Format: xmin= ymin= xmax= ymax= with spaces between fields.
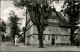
xmin=0 ymin=20 xmax=6 ymax=33
xmin=62 ymin=0 xmax=80 ymax=44
xmin=13 ymin=0 xmax=55 ymax=48
xmin=9 ymin=11 xmax=21 ymax=40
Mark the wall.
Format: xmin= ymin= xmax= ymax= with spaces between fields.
xmin=30 ymin=35 xmax=52 ymax=45
xmin=33 ymin=25 xmax=70 ymax=35
xmin=25 ymin=23 xmax=70 ymax=45
xmin=55 ymin=35 xmax=70 ymax=44
xmin=29 ymin=35 xmax=70 ymax=45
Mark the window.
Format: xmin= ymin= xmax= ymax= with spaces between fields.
xmin=65 ymin=29 xmax=68 ymax=32
xmin=61 ymin=36 xmax=64 ymax=41
xmin=53 ymin=27 xmax=55 ymax=32
xmin=57 ymin=20 xmax=59 ymax=23
xmin=61 ymin=28 xmax=63 ymax=32
xmin=48 ymin=35 xmax=50 ymax=40
xmin=43 ymin=35 xmax=45 ymax=40
xmin=45 ymin=26 xmax=50 ymax=31
xmin=57 ymin=28 xmax=59 ymax=32
xmin=55 ymin=27 xmax=57 ymax=32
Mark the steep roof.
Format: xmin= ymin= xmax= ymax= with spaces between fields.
xmin=29 ymin=7 xmax=70 ymax=27
xmin=47 ymin=8 xmax=70 ymax=27
xmin=53 ymin=8 xmax=70 ymax=27
xmin=57 ymin=12 xmax=70 ymax=27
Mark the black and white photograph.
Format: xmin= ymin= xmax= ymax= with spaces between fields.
xmin=0 ymin=0 xmax=80 ymax=51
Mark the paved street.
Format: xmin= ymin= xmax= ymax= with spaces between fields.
xmin=0 ymin=42 xmax=80 ymax=51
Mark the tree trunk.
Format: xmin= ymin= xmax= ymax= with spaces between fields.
xmin=24 ymin=29 xmax=25 ymax=43
xmin=38 ymin=28 xmax=44 ymax=48
xmin=70 ymin=28 xmax=75 ymax=45
xmin=24 ymin=8 xmax=27 ymax=43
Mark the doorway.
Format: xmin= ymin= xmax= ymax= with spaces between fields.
xmin=52 ymin=35 xmax=55 ymax=45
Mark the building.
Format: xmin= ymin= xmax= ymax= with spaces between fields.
xmin=25 ymin=8 xmax=70 ymax=46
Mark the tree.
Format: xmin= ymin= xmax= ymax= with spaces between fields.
xmin=9 ymin=11 xmax=21 ymax=42
xmin=62 ymin=0 xmax=80 ymax=45
xmin=0 ymin=20 xmax=6 ymax=33
xmin=13 ymin=0 xmax=56 ymax=48
xmin=0 ymin=20 xmax=6 ymax=42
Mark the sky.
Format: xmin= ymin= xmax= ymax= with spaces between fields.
xmin=1 ymin=0 xmax=64 ymax=29
xmin=1 ymin=0 xmax=26 ymax=28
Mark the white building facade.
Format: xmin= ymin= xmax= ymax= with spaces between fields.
xmin=25 ymin=10 xmax=70 ymax=46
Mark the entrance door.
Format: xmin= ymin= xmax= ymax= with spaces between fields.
xmin=52 ymin=36 xmax=55 ymax=45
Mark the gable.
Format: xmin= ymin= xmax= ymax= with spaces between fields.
xmin=29 ymin=7 xmax=70 ymax=27
xmin=48 ymin=10 xmax=57 ymax=19
xmin=47 ymin=8 xmax=70 ymax=27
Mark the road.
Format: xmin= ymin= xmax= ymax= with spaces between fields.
xmin=1 ymin=42 xmax=80 ymax=51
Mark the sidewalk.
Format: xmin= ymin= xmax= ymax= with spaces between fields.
xmin=1 ymin=42 xmax=80 ymax=51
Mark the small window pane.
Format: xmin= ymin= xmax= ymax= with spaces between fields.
xmin=48 ymin=35 xmax=50 ymax=40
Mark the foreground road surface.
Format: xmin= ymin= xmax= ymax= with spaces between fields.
xmin=1 ymin=42 xmax=80 ymax=51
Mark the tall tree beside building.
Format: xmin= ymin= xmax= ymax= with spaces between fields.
xmin=62 ymin=0 xmax=80 ymax=45
xmin=9 ymin=11 xmax=21 ymax=42
xmin=0 ymin=20 xmax=6 ymax=42
xmin=0 ymin=20 xmax=6 ymax=33
xmin=13 ymin=0 xmax=55 ymax=48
